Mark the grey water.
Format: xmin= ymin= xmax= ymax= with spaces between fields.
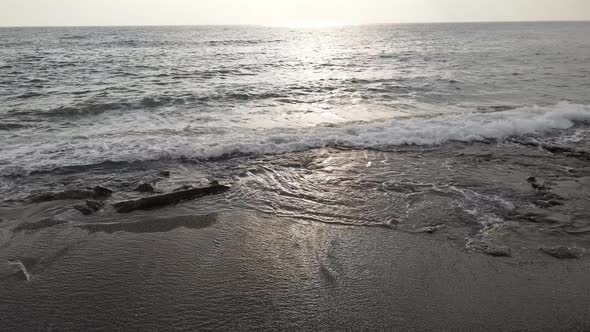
xmin=1 ymin=22 xmax=589 ymax=175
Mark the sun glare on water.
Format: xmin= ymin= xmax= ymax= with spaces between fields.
xmin=267 ymin=21 xmax=353 ymax=28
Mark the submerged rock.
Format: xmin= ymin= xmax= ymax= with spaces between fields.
xmin=539 ymin=246 xmax=582 ymax=259
xmin=173 ymin=185 xmax=194 ymax=192
xmin=113 ymin=184 xmax=230 ymax=213
xmin=533 ymin=199 xmax=563 ymax=208
xmin=518 ymin=207 xmax=570 ymax=224
xmin=12 ymin=219 xmax=67 ymax=232
xmin=510 ymin=140 xmax=590 ymax=161
xmin=159 ymin=170 xmax=171 ymax=177
xmin=74 ymin=205 xmax=92 ymax=215
xmin=134 ymin=183 xmax=155 ymax=193
xmin=466 ymin=240 xmax=512 ymax=257
xmin=86 ymin=200 xmax=104 ymax=211
xmin=542 ymin=145 xmax=590 ymax=161
xmin=526 ymin=176 xmax=551 ymax=191
xmin=92 ymin=186 xmax=113 ymax=196
xmin=414 ymin=226 xmax=440 ymax=234
xmin=29 ymin=186 xmax=113 ymax=203
xmin=74 ymin=200 xmax=104 ymax=215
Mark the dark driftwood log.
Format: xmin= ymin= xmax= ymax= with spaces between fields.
xmin=113 ymin=185 xmax=230 ymax=213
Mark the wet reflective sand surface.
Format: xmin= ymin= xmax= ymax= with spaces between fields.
xmin=1 ymin=134 xmax=589 ymax=330
xmin=1 ymin=213 xmax=589 ymax=330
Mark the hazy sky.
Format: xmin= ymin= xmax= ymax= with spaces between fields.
xmin=1 ymin=0 xmax=589 ymax=27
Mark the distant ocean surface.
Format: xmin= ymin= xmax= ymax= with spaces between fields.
xmin=1 ymin=22 xmax=589 ymax=175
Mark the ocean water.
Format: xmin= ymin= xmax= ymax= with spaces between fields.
xmin=1 ymin=22 xmax=590 ymax=251
xmin=1 ymin=22 xmax=590 ymax=174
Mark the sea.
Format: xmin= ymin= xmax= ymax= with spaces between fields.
xmin=1 ymin=22 xmax=589 ymax=174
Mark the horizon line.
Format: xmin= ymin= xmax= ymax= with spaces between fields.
xmin=1 ymin=19 xmax=589 ymax=29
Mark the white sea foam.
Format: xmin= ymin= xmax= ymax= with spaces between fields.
xmin=1 ymin=102 xmax=589 ymax=174
xmin=189 ymin=101 xmax=590 ymax=157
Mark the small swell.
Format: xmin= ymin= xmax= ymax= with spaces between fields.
xmin=44 ymin=102 xmax=132 ymax=117
xmin=0 ymin=123 xmax=28 ymax=131
xmin=204 ymin=39 xmax=283 ymax=46
xmin=198 ymin=91 xmax=287 ymax=102
xmin=60 ymin=35 xmax=88 ymax=40
xmin=15 ymin=92 xmax=43 ymax=99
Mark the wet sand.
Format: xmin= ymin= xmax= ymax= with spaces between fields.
xmin=1 ymin=133 xmax=590 ymax=330
xmin=1 ymin=212 xmax=589 ymax=330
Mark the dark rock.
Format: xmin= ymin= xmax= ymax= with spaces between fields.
xmin=173 ymin=185 xmax=194 ymax=192
xmin=74 ymin=200 xmax=104 ymax=215
xmin=210 ymin=180 xmax=220 ymax=186
xmin=541 ymin=145 xmax=590 ymax=161
xmin=520 ymin=209 xmax=546 ymax=222
xmin=547 ymin=199 xmax=563 ymax=206
xmin=92 ymin=186 xmax=113 ymax=196
xmin=526 ymin=177 xmax=551 ymax=191
xmin=509 ymin=138 xmax=540 ymax=148
xmin=13 ymin=219 xmax=67 ymax=232
xmin=519 ymin=207 xmax=569 ymax=224
xmin=531 ymin=182 xmax=550 ymax=191
xmin=534 ymin=191 xmax=564 ymax=201
xmin=74 ymin=205 xmax=93 ymax=215
xmin=86 ymin=200 xmax=104 ymax=212
xmin=414 ymin=226 xmax=439 ymax=234
xmin=159 ymin=171 xmax=171 ymax=177
xmin=542 ymin=145 xmax=574 ymax=154
xmin=134 ymin=183 xmax=155 ymax=193
xmin=29 ymin=186 xmax=113 ymax=203
xmin=539 ymin=246 xmax=582 ymax=259
xmin=534 ymin=199 xmax=564 ymax=208
xmin=467 ymin=240 xmax=512 ymax=257
xmin=509 ymin=139 xmax=590 ymax=162
xmin=113 ymin=184 xmax=231 ymax=213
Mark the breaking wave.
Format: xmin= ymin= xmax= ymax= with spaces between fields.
xmin=1 ymin=102 xmax=589 ymax=175
xmin=193 ymin=102 xmax=590 ymax=156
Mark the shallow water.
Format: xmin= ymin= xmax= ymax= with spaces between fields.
xmin=1 ymin=212 xmax=589 ymax=330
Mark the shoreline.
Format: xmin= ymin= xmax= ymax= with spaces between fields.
xmin=1 ymin=138 xmax=589 ymax=330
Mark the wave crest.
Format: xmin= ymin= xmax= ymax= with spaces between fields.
xmin=1 ymin=102 xmax=589 ymax=175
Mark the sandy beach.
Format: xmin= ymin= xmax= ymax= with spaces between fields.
xmin=1 ymin=211 xmax=589 ymax=330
